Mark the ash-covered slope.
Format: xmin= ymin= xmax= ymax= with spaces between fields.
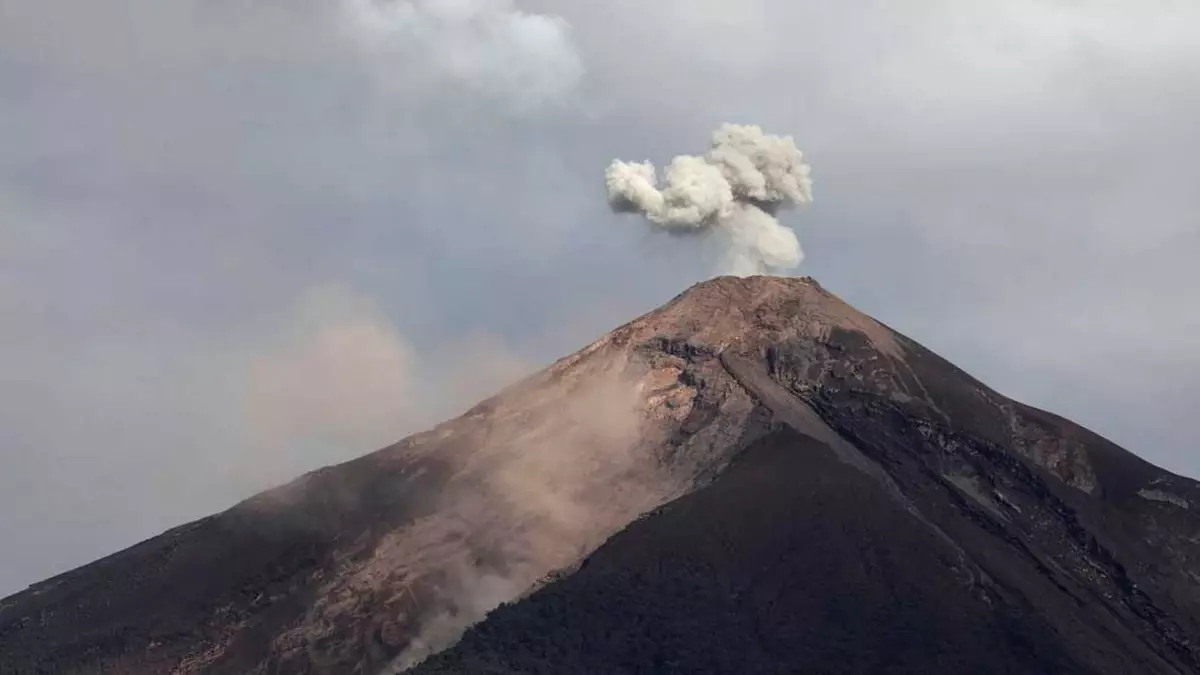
xmin=0 ymin=276 xmax=774 ymax=675
xmin=416 ymin=276 xmax=1200 ymax=675
xmin=3 ymin=276 xmax=1200 ymax=674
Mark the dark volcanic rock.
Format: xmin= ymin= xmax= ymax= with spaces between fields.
xmin=3 ymin=276 xmax=1200 ymax=674
xmin=415 ymin=428 xmax=1098 ymax=675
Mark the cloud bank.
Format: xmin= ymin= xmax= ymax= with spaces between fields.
xmin=605 ymin=124 xmax=813 ymax=276
xmin=2 ymin=0 xmax=1199 ymax=604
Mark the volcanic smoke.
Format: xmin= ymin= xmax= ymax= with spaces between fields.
xmin=605 ymin=123 xmax=813 ymax=276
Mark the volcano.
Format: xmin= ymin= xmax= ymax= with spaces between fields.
xmin=2 ymin=276 xmax=1199 ymax=674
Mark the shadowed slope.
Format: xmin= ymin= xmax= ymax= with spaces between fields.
xmin=414 ymin=427 xmax=1095 ymax=674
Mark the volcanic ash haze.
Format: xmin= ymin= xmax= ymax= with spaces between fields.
xmin=605 ymin=123 xmax=814 ymax=276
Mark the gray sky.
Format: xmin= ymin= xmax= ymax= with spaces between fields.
xmin=2 ymin=0 xmax=1198 ymax=595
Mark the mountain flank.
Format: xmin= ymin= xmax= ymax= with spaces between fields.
xmin=3 ymin=276 xmax=1199 ymax=674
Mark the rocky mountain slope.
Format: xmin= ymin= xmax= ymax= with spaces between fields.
xmin=3 ymin=276 xmax=1199 ymax=674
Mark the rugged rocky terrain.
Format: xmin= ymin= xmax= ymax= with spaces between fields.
xmin=3 ymin=276 xmax=1199 ymax=674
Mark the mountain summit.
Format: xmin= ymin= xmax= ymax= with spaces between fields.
xmin=3 ymin=276 xmax=1199 ymax=674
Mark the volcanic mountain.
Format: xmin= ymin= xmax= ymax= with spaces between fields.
xmin=3 ymin=276 xmax=1200 ymax=674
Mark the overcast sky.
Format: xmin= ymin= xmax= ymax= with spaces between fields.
xmin=2 ymin=0 xmax=1198 ymax=595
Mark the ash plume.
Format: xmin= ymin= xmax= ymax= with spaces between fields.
xmin=605 ymin=124 xmax=814 ymax=276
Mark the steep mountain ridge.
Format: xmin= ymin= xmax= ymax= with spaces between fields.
xmin=2 ymin=276 xmax=1198 ymax=674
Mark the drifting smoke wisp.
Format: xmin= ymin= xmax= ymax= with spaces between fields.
xmin=605 ymin=124 xmax=814 ymax=276
xmin=341 ymin=0 xmax=583 ymax=112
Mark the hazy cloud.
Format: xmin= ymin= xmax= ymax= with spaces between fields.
xmin=340 ymin=0 xmax=583 ymax=111
xmin=1 ymin=0 xmax=1198 ymax=596
xmin=240 ymin=285 xmax=425 ymax=479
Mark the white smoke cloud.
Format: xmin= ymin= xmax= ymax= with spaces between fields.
xmin=605 ymin=123 xmax=814 ymax=276
xmin=340 ymin=0 xmax=584 ymax=111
